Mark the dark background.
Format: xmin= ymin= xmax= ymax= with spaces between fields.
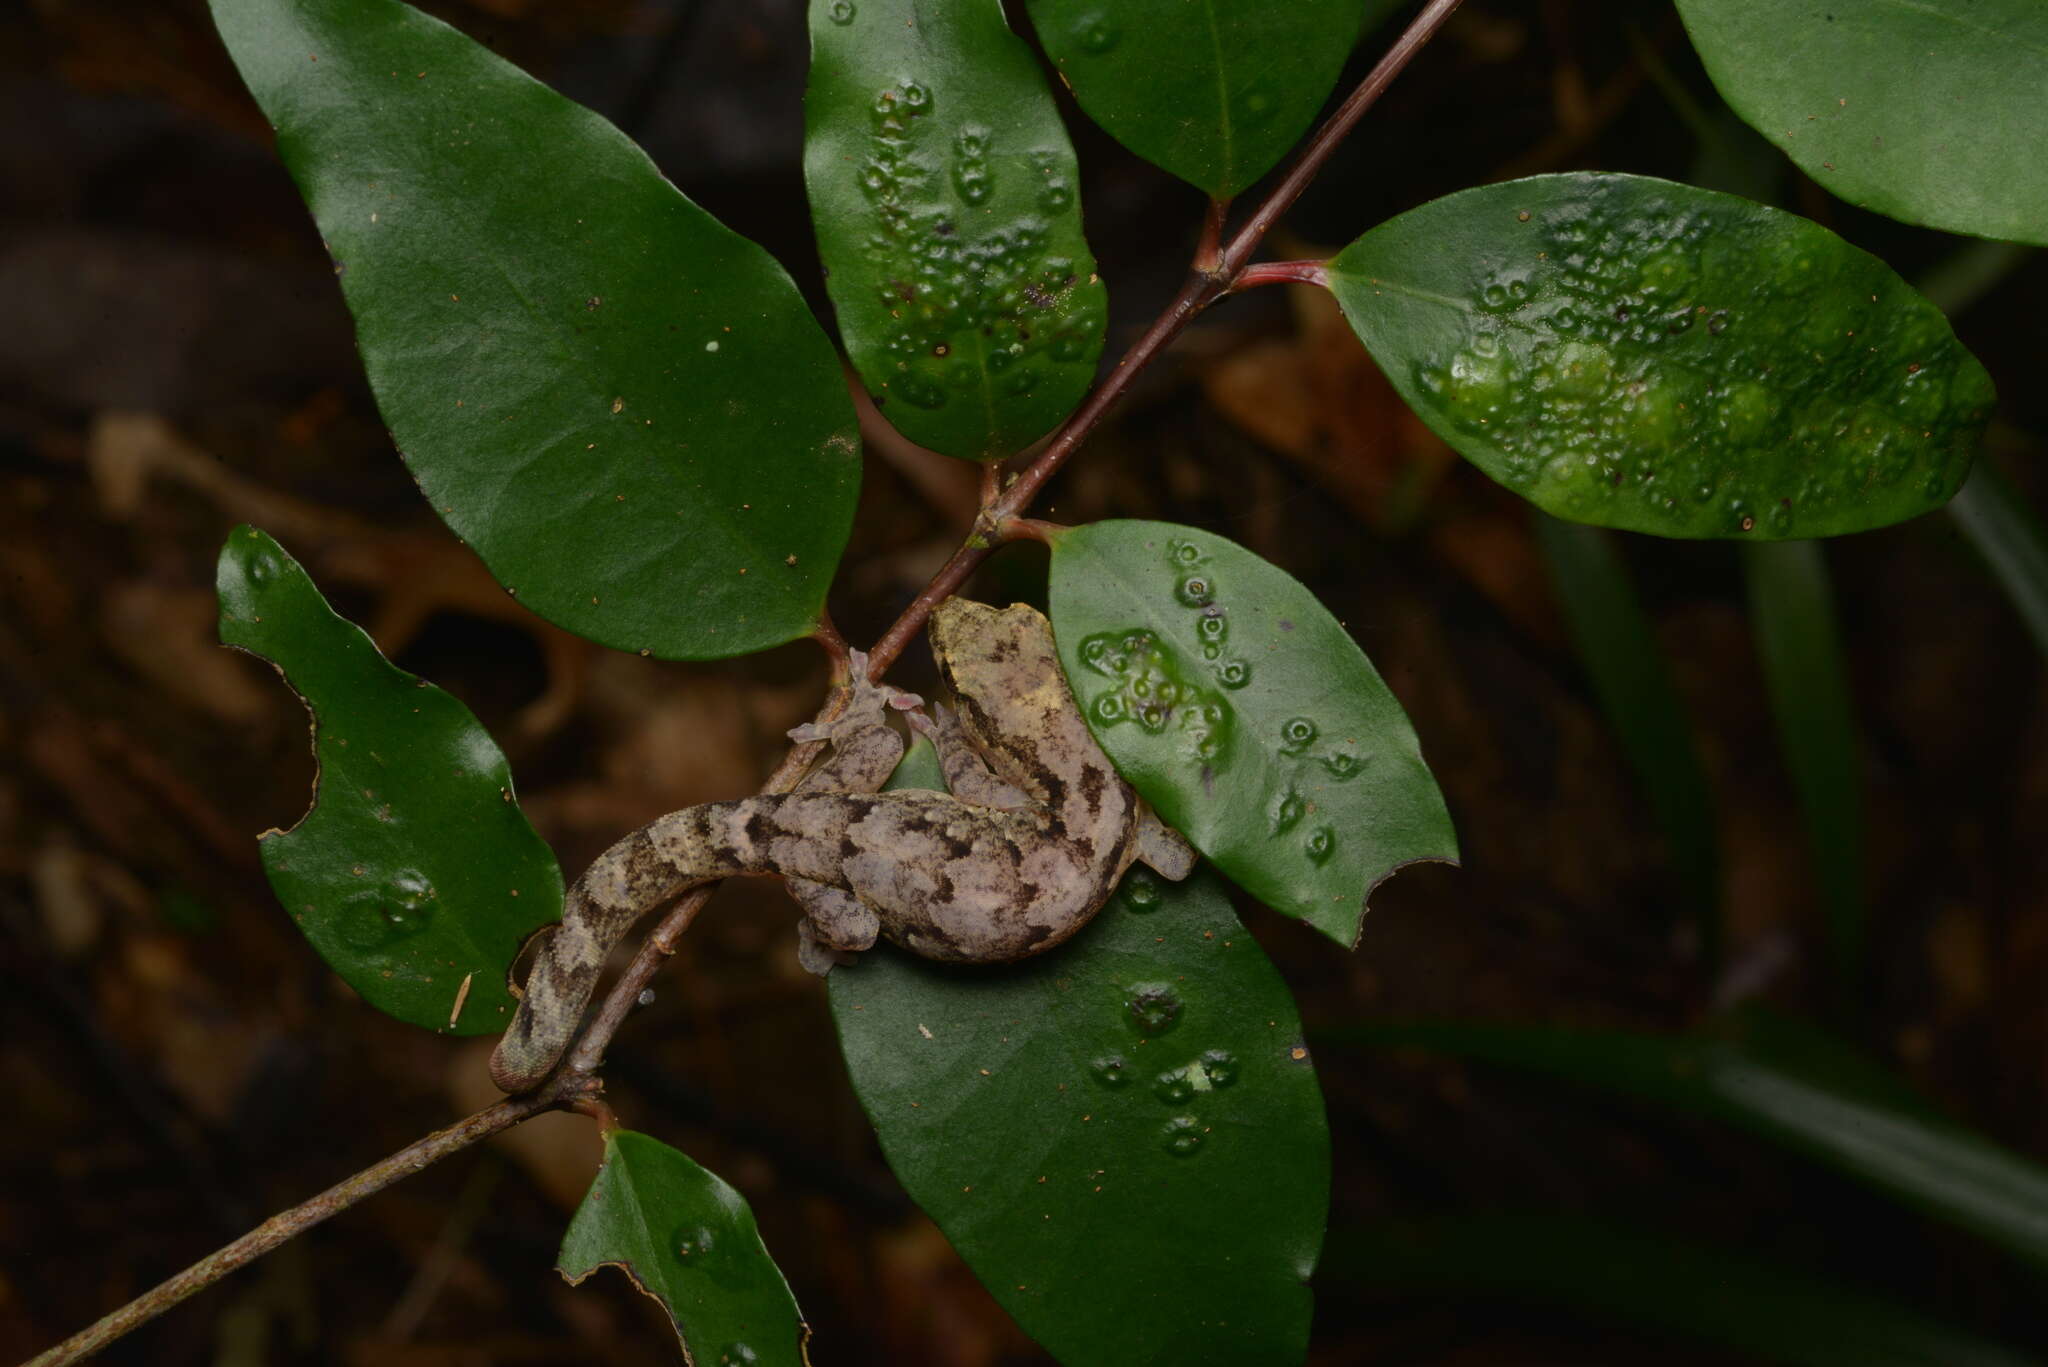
xmin=4 ymin=1 xmax=2045 ymax=1363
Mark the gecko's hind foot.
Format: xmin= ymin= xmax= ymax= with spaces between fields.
xmin=796 ymin=917 xmax=862 ymax=976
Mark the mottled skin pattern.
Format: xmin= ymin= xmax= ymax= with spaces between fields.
xmin=489 ymin=600 xmax=1195 ymax=1093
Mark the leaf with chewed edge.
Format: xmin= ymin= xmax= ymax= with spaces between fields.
xmin=218 ymin=525 xmax=561 ymax=1034
xmin=1047 ymin=520 xmax=1456 ymax=948
xmin=559 ymin=1129 xmax=811 ymax=1366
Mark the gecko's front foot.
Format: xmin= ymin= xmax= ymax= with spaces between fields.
xmin=788 ymin=648 xmax=922 ymax=745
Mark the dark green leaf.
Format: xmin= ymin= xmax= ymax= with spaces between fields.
xmin=1675 ymin=0 xmax=2048 ymax=246
xmin=1326 ymin=173 xmax=1995 ymax=538
xmin=828 ymin=869 xmax=1327 ymax=1366
xmin=1330 ymin=1015 xmax=2048 ymax=1274
xmin=1024 ymin=0 xmax=1398 ymax=198
xmin=1533 ymin=514 xmax=1718 ymax=940
xmin=217 ymin=525 xmax=560 ymax=1034
xmin=1948 ymin=462 xmax=2048 ymax=658
xmin=558 ymin=1130 xmax=810 ymax=1366
xmin=211 ymin=0 xmax=860 ymax=660
xmin=1325 ymin=1215 xmax=2043 ymax=1367
xmin=883 ymin=730 xmax=945 ymax=794
xmin=1046 ymin=520 xmax=1456 ymax=948
xmin=804 ymin=0 xmax=1106 ymax=460
xmin=1742 ymin=540 xmax=1863 ymax=1001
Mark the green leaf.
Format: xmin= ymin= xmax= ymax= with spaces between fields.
xmin=558 ymin=1130 xmax=810 ymax=1366
xmin=1024 ymin=0 xmax=1399 ymax=199
xmin=1675 ymin=0 xmax=2048 ymax=247
xmin=1533 ymin=514 xmax=1718 ymax=943
xmin=804 ymin=0 xmax=1107 ymax=460
xmin=1046 ymin=520 xmax=1456 ymax=948
xmin=1325 ymin=1215 xmax=2044 ymax=1367
xmin=211 ymin=0 xmax=860 ymax=660
xmin=217 ymin=525 xmax=561 ymax=1034
xmin=1329 ymin=1015 xmax=2048 ymax=1275
xmin=828 ymin=868 xmax=1327 ymax=1366
xmin=1742 ymin=540 xmax=1864 ymax=1003
xmin=1949 ymin=462 xmax=2048 ymax=657
xmin=1326 ymin=172 xmax=1996 ymax=539
xmin=883 ymin=729 xmax=946 ymax=794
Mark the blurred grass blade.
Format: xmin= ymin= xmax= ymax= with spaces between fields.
xmin=1323 ymin=1215 xmax=2043 ymax=1367
xmin=1742 ymin=540 xmax=1863 ymax=1005
xmin=1947 ymin=463 xmax=2048 ymax=656
xmin=1533 ymin=514 xmax=1718 ymax=950
xmin=1329 ymin=1016 xmax=2048 ymax=1275
xmin=1912 ymin=240 xmax=2048 ymax=658
xmin=1915 ymin=241 xmax=2037 ymax=319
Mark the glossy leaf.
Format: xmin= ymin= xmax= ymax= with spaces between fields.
xmin=559 ymin=1130 xmax=810 ymax=1366
xmin=828 ymin=869 xmax=1327 ymax=1366
xmin=1949 ymin=462 xmax=2048 ymax=658
xmin=217 ymin=526 xmax=561 ymax=1034
xmin=1743 ymin=540 xmax=1864 ymax=1002
xmin=1333 ymin=1015 xmax=2048 ymax=1274
xmin=1046 ymin=520 xmax=1456 ymax=947
xmin=1025 ymin=0 xmax=1398 ymax=198
xmin=883 ymin=728 xmax=945 ymax=794
xmin=1327 ymin=173 xmax=1995 ymax=539
xmin=212 ymin=0 xmax=860 ymax=660
xmin=1533 ymin=514 xmax=1718 ymax=942
xmin=1675 ymin=0 xmax=2048 ymax=246
xmin=804 ymin=0 xmax=1106 ymax=460
xmin=1326 ymin=1216 xmax=2043 ymax=1367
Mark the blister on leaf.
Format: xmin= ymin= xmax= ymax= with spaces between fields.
xmin=211 ymin=0 xmax=860 ymax=659
xmin=218 ymin=525 xmax=561 ymax=1034
xmin=805 ymin=0 xmax=1106 ymax=460
xmin=829 ymin=868 xmax=1327 ymax=1366
xmin=559 ymin=1129 xmax=811 ymax=1366
xmin=1047 ymin=520 xmax=1456 ymax=947
xmin=1327 ymin=173 xmax=1995 ymax=538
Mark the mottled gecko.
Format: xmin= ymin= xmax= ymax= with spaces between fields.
xmin=489 ymin=598 xmax=1195 ymax=1093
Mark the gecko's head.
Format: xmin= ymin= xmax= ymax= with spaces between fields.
xmin=929 ymin=598 xmax=1056 ymax=698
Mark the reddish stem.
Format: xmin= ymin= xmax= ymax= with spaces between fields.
xmin=1231 ymin=260 xmax=1330 ymax=291
xmin=1194 ymin=196 xmax=1231 ymax=275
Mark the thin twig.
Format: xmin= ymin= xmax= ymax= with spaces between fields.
xmin=21 ymin=1082 xmax=585 ymax=1367
xmin=1214 ymin=0 xmax=1467 ymax=281
xmin=813 ymin=610 xmax=853 ymax=681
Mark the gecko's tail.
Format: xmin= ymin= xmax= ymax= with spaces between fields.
xmin=488 ymin=803 xmax=758 ymax=1093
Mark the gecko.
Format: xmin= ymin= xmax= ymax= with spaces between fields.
xmin=488 ymin=598 xmax=1196 ymax=1093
